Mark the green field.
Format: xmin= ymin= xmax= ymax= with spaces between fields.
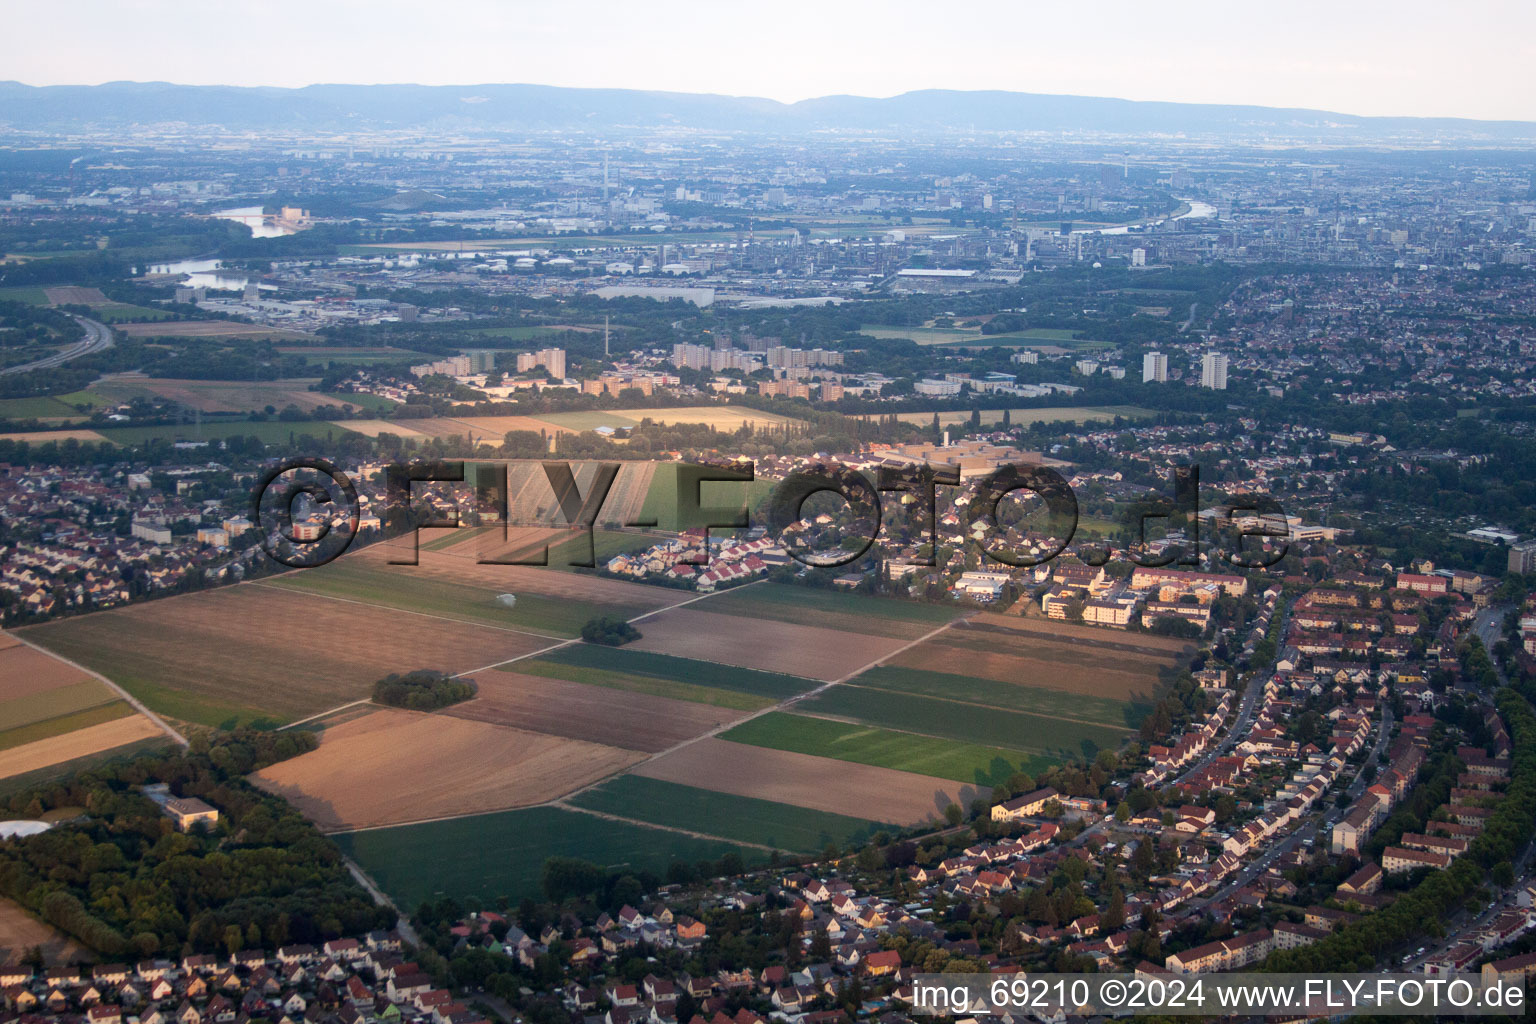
xmin=334 ymin=805 xmax=763 ymax=906
xmin=88 ymin=303 xmax=175 ymax=323
xmin=513 ymin=645 xmax=812 ymax=710
xmin=536 ymin=410 xmax=642 ymax=431
xmin=263 ymin=559 xmax=648 ymax=638
xmin=97 ymin=420 xmax=363 ymax=446
xmin=0 ymin=701 xmax=135 ymax=752
xmin=637 ymin=463 xmax=771 ymax=533
xmin=318 ymin=392 xmax=398 ymax=413
xmin=0 ymin=390 xmax=112 ymax=420
xmin=569 ymin=776 xmax=893 ymax=854
xmin=851 ymin=665 xmax=1145 ymax=730
xmin=545 ymin=530 xmax=666 ymax=570
xmin=0 ymin=286 xmax=51 ymax=305
xmin=700 ymin=582 xmax=957 ymax=639
xmin=722 ymin=711 xmax=1052 ymax=786
xmin=0 ymin=679 xmax=120 ymax=731
xmin=798 ymin=685 xmax=1130 ymax=760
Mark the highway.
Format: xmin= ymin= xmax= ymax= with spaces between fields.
xmin=0 ymin=314 xmax=113 ymax=375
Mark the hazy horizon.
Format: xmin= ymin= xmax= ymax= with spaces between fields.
xmin=3 ymin=0 xmax=1533 ymax=123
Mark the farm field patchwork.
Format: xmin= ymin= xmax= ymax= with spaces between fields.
xmin=350 ymin=537 xmax=682 ymax=615
xmin=0 ymin=701 xmax=137 ymax=753
xmin=568 ymin=775 xmax=895 ymax=854
xmin=633 ymin=735 xmax=989 ymax=821
xmin=0 ymin=390 xmax=113 ymax=421
xmin=89 ymin=377 xmax=352 ymax=415
xmin=333 ymin=805 xmax=763 ymax=907
xmin=451 ymin=671 xmax=744 ymax=752
xmin=624 ymin=606 xmax=905 ymax=682
xmin=966 ymin=611 xmax=1198 ymax=653
xmin=251 ymin=708 xmax=643 ymax=831
xmin=719 ymin=711 xmax=1051 ymax=787
xmin=514 ymin=644 xmax=813 ymax=710
xmin=85 ymin=303 xmax=175 ymax=323
xmin=850 ymin=665 xmax=1146 ymax=729
xmin=0 ymin=429 xmax=112 ymax=444
xmin=113 ymin=321 xmax=317 ymax=340
xmin=636 ymin=463 xmax=775 ymax=532
xmin=260 ymin=557 xmax=641 ymax=639
xmin=700 ymin=582 xmax=958 ymax=640
xmin=0 ymin=715 xmax=168 ymax=781
xmin=797 ymin=684 xmax=1131 ymax=760
xmin=22 ymin=585 xmax=554 ymax=725
xmin=95 ymin=420 xmax=360 ymax=446
xmin=0 ymin=642 xmax=147 ymax=757
xmin=41 ymin=286 xmax=108 ymax=306
xmin=893 ymin=631 xmax=1180 ymax=702
xmin=333 ymin=419 xmax=430 ymax=439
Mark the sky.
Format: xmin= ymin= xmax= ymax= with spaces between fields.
xmin=5 ymin=0 xmax=1535 ymax=122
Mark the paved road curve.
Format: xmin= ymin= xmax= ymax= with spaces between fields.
xmin=0 ymin=314 xmax=113 ymax=376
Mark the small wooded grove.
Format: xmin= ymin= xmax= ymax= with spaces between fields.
xmin=372 ymin=670 xmax=476 ymax=711
xmin=0 ymin=729 xmax=393 ymax=957
xmin=579 ymin=616 xmax=642 ymax=646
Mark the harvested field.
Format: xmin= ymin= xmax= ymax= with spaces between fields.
xmin=446 ymin=672 xmax=743 ymax=752
xmin=23 ymin=585 xmax=555 ymax=725
xmin=0 ymin=715 xmax=166 ymax=780
xmin=0 ymin=430 xmax=111 ymax=444
xmin=335 ymin=419 xmax=430 ymax=439
xmin=0 ymin=679 xmax=120 ymax=731
xmin=625 ymin=606 xmax=904 ymax=682
xmin=0 ymin=702 xmax=137 ymax=753
xmin=43 ymin=286 xmax=107 ymax=305
xmin=537 ymin=405 xmax=804 ymax=431
xmin=891 ymin=619 xmax=1190 ymax=704
xmin=252 ymin=708 xmax=643 ymax=830
xmin=441 ymin=415 xmax=577 ymax=439
xmin=397 ymin=418 xmax=516 ymax=444
xmin=0 ymin=644 xmax=96 ymax=699
xmin=0 ymin=898 xmax=86 ymax=966
xmin=890 ymin=637 xmax=1171 ymax=703
xmin=632 ymin=737 xmax=981 ymax=824
xmin=115 ymin=321 xmax=317 ymax=339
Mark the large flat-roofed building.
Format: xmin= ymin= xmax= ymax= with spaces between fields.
xmin=163 ymin=797 xmax=219 ymax=832
xmin=991 ymin=787 xmax=1059 ymax=822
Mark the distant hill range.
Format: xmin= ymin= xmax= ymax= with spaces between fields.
xmin=1 ymin=81 xmax=1533 ymax=143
